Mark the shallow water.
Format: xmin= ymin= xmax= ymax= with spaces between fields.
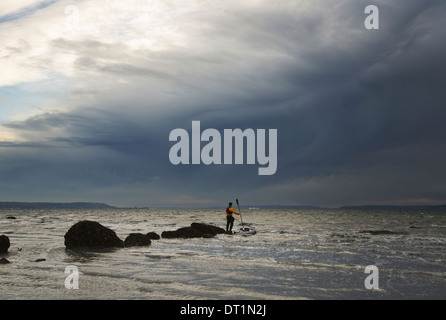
xmin=0 ymin=209 xmax=445 ymax=299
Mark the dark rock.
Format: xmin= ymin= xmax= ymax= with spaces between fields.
xmin=6 ymin=216 xmax=16 ymax=219
xmin=124 ymin=233 xmax=152 ymax=247
xmin=162 ymin=227 xmax=204 ymax=239
xmin=0 ymin=258 xmax=10 ymax=264
xmin=0 ymin=235 xmax=10 ymax=253
xmin=191 ymin=223 xmax=226 ymax=235
xmin=162 ymin=223 xmax=225 ymax=239
xmin=146 ymin=232 xmax=160 ymax=240
xmin=64 ymin=220 xmax=124 ymax=249
xmin=35 ymin=258 xmax=46 ymax=262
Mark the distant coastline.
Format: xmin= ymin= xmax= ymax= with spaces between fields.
xmin=0 ymin=202 xmax=118 ymax=210
xmin=232 ymin=204 xmax=446 ymax=210
xmin=338 ymin=204 xmax=446 ymax=210
xmin=0 ymin=202 xmax=445 ymax=210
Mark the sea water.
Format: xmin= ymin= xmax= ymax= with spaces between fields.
xmin=0 ymin=209 xmax=445 ymax=300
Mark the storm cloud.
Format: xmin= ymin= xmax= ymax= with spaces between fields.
xmin=1 ymin=0 xmax=445 ymax=207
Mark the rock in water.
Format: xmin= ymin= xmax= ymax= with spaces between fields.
xmin=162 ymin=227 xmax=207 ymax=239
xmin=162 ymin=223 xmax=226 ymax=239
xmin=0 ymin=235 xmax=10 ymax=253
xmin=146 ymin=232 xmax=160 ymax=240
xmin=190 ymin=223 xmax=225 ymax=235
xmin=124 ymin=233 xmax=152 ymax=247
xmin=64 ymin=220 xmax=124 ymax=249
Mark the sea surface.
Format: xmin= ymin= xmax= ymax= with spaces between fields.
xmin=0 ymin=209 xmax=445 ymax=300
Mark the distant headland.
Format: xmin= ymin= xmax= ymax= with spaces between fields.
xmin=0 ymin=202 xmax=118 ymax=210
xmin=0 ymin=202 xmax=445 ymax=210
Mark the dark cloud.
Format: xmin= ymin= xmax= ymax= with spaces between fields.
xmin=1 ymin=0 xmax=446 ymax=207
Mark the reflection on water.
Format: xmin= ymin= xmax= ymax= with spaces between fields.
xmin=0 ymin=209 xmax=445 ymax=299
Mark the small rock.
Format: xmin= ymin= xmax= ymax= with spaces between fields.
xmin=0 ymin=258 xmax=10 ymax=264
xmin=35 ymin=258 xmax=46 ymax=262
xmin=146 ymin=232 xmax=160 ymax=240
xmin=124 ymin=233 xmax=152 ymax=247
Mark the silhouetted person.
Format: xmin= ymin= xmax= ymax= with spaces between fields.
xmin=225 ymin=202 xmax=240 ymax=233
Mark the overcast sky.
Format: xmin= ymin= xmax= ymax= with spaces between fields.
xmin=0 ymin=0 xmax=445 ymax=208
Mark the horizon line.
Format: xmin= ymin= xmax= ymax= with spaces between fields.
xmin=0 ymin=201 xmax=445 ymax=210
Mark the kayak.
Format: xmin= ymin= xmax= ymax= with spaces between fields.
xmin=236 ymin=226 xmax=257 ymax=236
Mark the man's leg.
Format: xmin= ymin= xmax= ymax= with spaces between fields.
xmin=229 ymin=216 xmax=234 ymax=232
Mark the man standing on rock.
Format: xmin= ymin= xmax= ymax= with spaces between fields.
xmin=225 ymin=202 xmax=240 ymax=234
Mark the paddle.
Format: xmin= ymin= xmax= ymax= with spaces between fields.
xmin=236 ymin=198 xmax=245 ymax=230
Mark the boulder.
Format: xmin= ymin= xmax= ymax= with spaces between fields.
xmin=146 ymin=232 xmax=160 ymax=240
xmin=162 ymin=227 xmax=207 ymax=239
xmin=191 ymin=223 xmax=226 ymax=235
xmin=124 ymin=233 xmax=152 ymax=247
xmin=162 ymin=223 xmax=225 ymax=239
xmin=0 ymin=235 xmax=10 ymax=253
xmin=64 ymin=220 xmax=124 ymax=249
